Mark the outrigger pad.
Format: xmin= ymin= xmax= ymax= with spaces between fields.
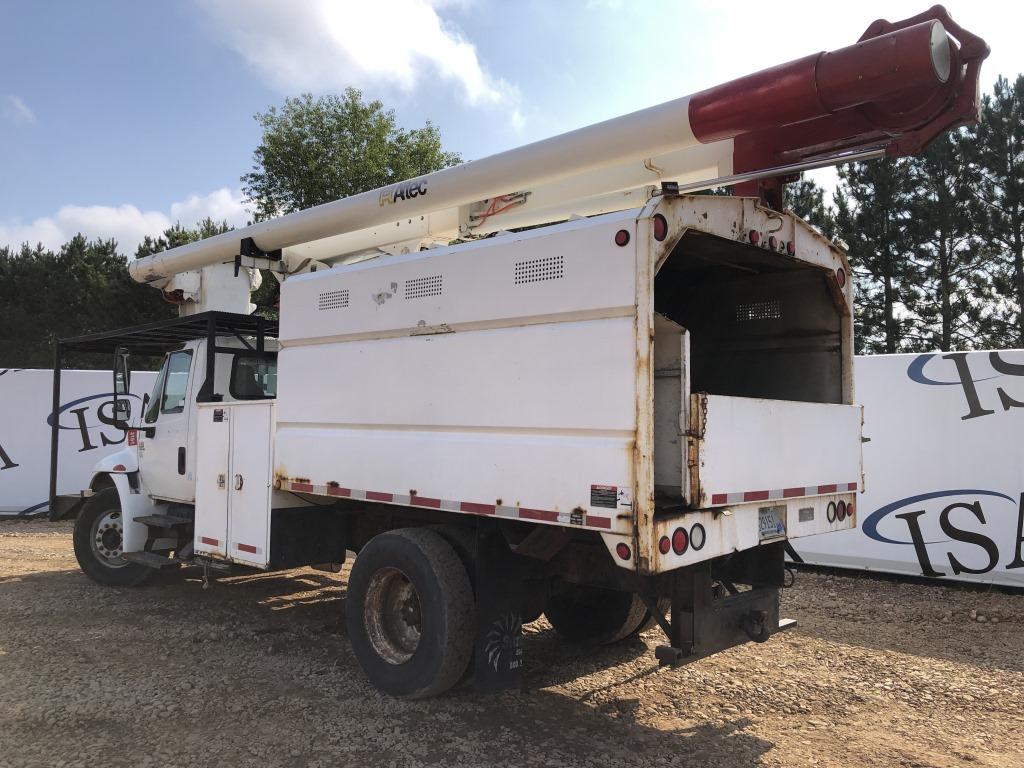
xmin=473 ymin=521 xmax=525 ymax=693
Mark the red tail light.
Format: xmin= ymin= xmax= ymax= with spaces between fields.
xmin=837 ymin=500 xmax=847 ymax=522
xmin=615 ymin=542 xmax=631 ymax=560
xmin=658 ymin=536 xmax=671 ymax=555
xmin=749 ymin=230 xmax=761 ymax=245
xmin=652 ymin=214 xmax=668 ymax=242
xmin=672 ymin=527 xmax=688 ymax=555
xmin=615 ymin=229 xmax=631 ymax=247
xmin=836 ymin=267 xmax=847 ymax=287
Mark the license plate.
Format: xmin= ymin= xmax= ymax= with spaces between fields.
xmin=758 ymin=506 xmax=786 ymax=540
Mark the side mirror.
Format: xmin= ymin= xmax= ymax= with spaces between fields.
xmin=113 ymin=347 xmax=131 ymax=395
xmin=140 ymin=393 xmax=155 ymax=438
xmin=112 ymin=347 xmax=132 ymax=430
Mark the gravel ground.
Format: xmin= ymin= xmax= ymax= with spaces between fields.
xmin=1 ymin=519 xmax=1022 ymax=768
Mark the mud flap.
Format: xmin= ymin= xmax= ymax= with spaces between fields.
xmin=473 ymin=520 xmax=525 ymax=693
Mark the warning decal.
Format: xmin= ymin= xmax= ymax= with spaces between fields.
xmin=590 ymin=484 xmax=617 ymax=509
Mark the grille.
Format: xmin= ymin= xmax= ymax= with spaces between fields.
xmin=515 ymin=255 xmax=564 ymax=285
xmin=735 ymin=299 xmax=781 ymax=322
xmin=318 ymin=289 xmax=349 ymax=310
xmin=405 ymin=275 xmax=443 ymax=299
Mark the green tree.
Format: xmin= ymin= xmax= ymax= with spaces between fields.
xmin=785 ymin=179 xmax=836 ymax=240
xmin=0 ymin=220 xmax=238 ymax=369
xmin=969 ymin=75 xmax=1024 ymax=348
xmin=834 ymin=159 xmax=921 ymax=354
xmin=0 ymin=236 xmax=175 ymax=368
xmin=135 ymin=217 xmax=232 ymax=258
xmin=242 ymin=89 xmax=461 ymax=221
xmin=905 ymin=131 xmax=992 ymax=351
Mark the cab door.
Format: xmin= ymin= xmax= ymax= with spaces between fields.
xmin=138 ymin=349 xmax=196 ymax=502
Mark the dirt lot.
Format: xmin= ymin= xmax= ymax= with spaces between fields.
xmin=1 ymin=520 xmax=1021 ymax=768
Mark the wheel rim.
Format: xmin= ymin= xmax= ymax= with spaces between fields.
xmin=91 ymin=509 xmax=127 ymax=568
xmin=363 ymin=567 xmax=422 ymax=664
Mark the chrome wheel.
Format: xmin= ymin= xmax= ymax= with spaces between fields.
xmin=91 ymin=509 xmax=126 ymax=567
xmin=363 ymin=567 xmax=422 ymax=664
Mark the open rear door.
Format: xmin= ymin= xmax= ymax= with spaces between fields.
xmin=689 ymin=394 xmax=862 ymax=508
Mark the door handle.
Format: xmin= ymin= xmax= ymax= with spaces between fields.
xmin=177 ymin=446 xmax=186 ymax=475
xmin=234 ymin=474 xmax=244 ymax=491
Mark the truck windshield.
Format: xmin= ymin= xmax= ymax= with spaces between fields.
xmin=230 ymin=355 xmax=277 ymax=400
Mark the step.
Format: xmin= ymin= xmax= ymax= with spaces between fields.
xmin=123 ymin=551 xmax=183 ymax=569
xmin=135 ymin=514 xmax=193 ymax=528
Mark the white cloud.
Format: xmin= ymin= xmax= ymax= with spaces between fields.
xmin=0 ymin=188 xmax=249 ymax=255
xmin=196 ymin=0 xmax=521 ymax=116
xmin=3 ymin=95 xmax=35 ymax=124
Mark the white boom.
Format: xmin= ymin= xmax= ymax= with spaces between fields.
xmin=129 ymin=11 xmax=986 ymax=293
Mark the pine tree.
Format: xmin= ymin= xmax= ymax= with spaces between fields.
xmin=969 ymin=75 xmax=1024 ymax=348
xmin=905 ymin=131 xmax=991 ymax=351
xmin=785 ymin=179 xmax=836 ymax=240
xmin=834 ymin=159 xmax=921 ymax=354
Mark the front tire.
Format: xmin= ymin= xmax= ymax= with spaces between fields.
xmin=73 ymin=488 xmax=152 ymax=587
xmin=346 ymin=528 xmax=474 ymax=699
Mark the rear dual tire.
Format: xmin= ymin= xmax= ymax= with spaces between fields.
xmin=545 ymin=584 xmax=665 ymax=645
xmin=346 ymin=528 xmax=475 ymax=699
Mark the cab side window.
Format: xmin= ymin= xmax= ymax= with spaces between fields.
xmin=143 ymin=358 xmax=168 ymax=424
xmin=230 ymin=355 xmax=277 ymax=400
xmin=161 ymin=351 xmax=193 ymax=413
xmin=143 ymin=350 xmax=193 ymax=424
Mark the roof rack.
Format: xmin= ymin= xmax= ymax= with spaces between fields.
xmin=57 ymin=311 xmax=277 ymax=356
xmin=49 ymin=311 xmax=278 ymax=519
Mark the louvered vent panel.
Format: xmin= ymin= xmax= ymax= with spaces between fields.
xmin=735 ymin=299 xmax=781 ymax=322
xmin=405 ymin=275 xmax=443 ymax=299
xmin=318 ymin=289 xmax=349 ymax=310
xmin=515 ymin=255 xmax=564 ymax=285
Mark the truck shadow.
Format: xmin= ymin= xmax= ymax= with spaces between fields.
xmin=0 ymin=565 xmax=778 ymax=767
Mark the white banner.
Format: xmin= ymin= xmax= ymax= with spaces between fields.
xmin=795 ymin=350 xmax=1024 ymax=588
xmin=0 ymin=368 xmax=155 ymax=516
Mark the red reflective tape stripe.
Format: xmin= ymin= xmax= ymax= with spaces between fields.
xmin=366 ymin=491 xmax=393 ymax=502
xmin=585 ymin=515 xmax=612 ymax=529
xmin=817 ymin=484 xmax=838 ymax=494
xmin=326 ymin=486 xmax=351 ymax=497
xmin=711 ymin=494 xmax=728 ymax=505
xmin=237 ymin=543 xmax=257 ymax=554
xmin=291 ymin=482 xmax=313 ymax=493
xmin=783 ymin=487 xmax=805 ymax=498
xmin=744 ymin=490 xmax=770 ymax=502
xmin=460 ymin=501 xmax=495 ymax=515
xmin=409 ymin=496 xmax=441 ymax=508
xmin=846 ymin=482 xmax=858 ymax=491
xmin=518 ymin=508 xmax=559 ymax=523
xmin=200 ymin=536 xmax=218 ymax=546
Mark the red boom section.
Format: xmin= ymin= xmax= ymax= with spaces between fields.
xmin=688 ymin=5 xmax=988 ymax=208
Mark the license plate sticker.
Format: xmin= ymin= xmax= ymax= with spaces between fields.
xmin=758 ymin=505 xmax=787 ymax=540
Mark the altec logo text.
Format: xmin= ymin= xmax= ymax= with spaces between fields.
xmin=379 ymin=180 xmax=428 ymax=206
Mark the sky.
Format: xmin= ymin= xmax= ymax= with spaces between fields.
xmin=1 ymin=0 xmax=1021 ymax=255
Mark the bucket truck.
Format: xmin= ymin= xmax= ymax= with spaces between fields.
xmin=49 ymin=6 xmax=988 ymax=698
